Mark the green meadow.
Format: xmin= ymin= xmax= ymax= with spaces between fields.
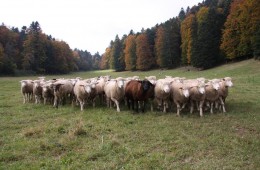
xmin=0 ymin=59 xmax=259 ymax=169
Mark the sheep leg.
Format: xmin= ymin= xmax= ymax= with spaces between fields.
xmin=163 ymin=101 xmax=167 ymax=113
xmin=156 ymin=98 xmax=162 ymax=110
xmin=176 ymin=102 xmax=181 ymax=116
xmin=26 ymin=93 xmax=29 ymax=103
xmin=29 ymin=93 xmax=33 ymax=102
xmin=44 ymin=97 xmax=47 ymax=105
xmin=210 ymin=102 xmax=214 ymax=114
xmin=196 ymin=101 xmax=200 ymax=111
xmin=35 ymin=95 xmax=38 ymax=104
xmin=106 ymin=97 xmax=110 ymax=108
xmin=53 ymin=96 xmax=59 ymax=108
xmin=215 ymin=101 xmax=219 ymax=109
xmin=92 ymin=97 xmax=96 ymax=107
xmin=79 ymin=100 xmax=85 ymax=111
xmin=166 ymin=101 xmax=169 ymax=110
xmin=199 ymin=101 xmax=204 ymax=117
xmin=23 ymin=93 xmax=26 ymax=104
xmin=181 ymin=103 xmax=187 ymax=111
xmin=135 ymin=100 xmax=139 ymax=112
xmin=219 ymin=97 xmax=226 ymax=113
xmin=190 ymin=101 xmax=194 ymax=114
xmin=150 ymin=99 xmax=154 ymax=112
xmin=142 ymin=101 xmax=146 ymax=113
xmin=204 ymin=101 xmax=210 ymax=111
xmin=111 ymin=97 xmax=120 ymax=112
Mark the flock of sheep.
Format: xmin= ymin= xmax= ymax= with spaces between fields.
xmin=20 ymin=75 xmax=233 ymax=117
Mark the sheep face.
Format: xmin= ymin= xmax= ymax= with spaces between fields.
xmin=163 ymin=83 xmax=171 ymax=93
xmin=212 ymin=81 xmax=220 ymax=90
xmin=20 ymin=81 xmax=27 ymax=88
xmin=42 ymin=86 xmax=48 ymax=93
xmin=70 ymin=79 xmax=78 ymax=86
xmin=34 ymin=81 xmax=41 ymax=89
xmin=181 ymin=86 xmax=190 ymax=98
xmin=91 ymin=83 xmax=97 ymax=89
xmin=117 ymin=80 xmax=124 ymax=88
xmin=224 ymin=78 xmax=233 ymax=87
xmin=84 ymin=84 xmax=92 ymax=93
xmin=142 ymin=80 xmax=153 ymax=92
xmin=197 ymin=85 xmax=205 ymax=94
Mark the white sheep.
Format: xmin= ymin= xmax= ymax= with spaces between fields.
xmin=218 ymin=77 xmax=233 ymax=103
xmin=33 ymin=80 xmax=44 ymax=104
xmin=104 ymin=77 xmax=125 ymax=112
xmin=52 ymin=80 xmax=74 ymax=108
xmin=42 ymin=81 xmax=54 ymax=105
xmin=216 ymin=77 xmax=233 ymax=112
xmin=205 ymin=79 xmax=221 ymax=114
xmin=20 ymin=80 xmax=33 ymax=104
xmin=171 ymin=82 xmax=190 ymax=116
xmin=74 ymin=80 xmax=94 ymax=111
xmin=187 ymin=80 xmax=206 ymax=117
xmin=95 ymin=75 xmax=111 ymax=105
xmin=154 ymin=79 xmax=172 ymax=112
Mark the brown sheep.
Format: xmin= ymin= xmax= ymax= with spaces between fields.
xmin=125 ymin=80 xmax=154 ymax=112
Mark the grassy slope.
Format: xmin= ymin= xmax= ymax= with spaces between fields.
xmin=0 ymin=59 xmax=259 ymax=169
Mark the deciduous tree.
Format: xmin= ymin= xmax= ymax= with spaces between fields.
xmin=124 ymin=34 xmax=136 ymax=70
xmin=135 ymin=33 xmax=153 ymax=70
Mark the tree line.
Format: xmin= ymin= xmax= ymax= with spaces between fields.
xmin=1 ymin=0 xmax=259 ymax=75
xmin=0 ymin=21 xmax=101 ymax=75
xmin=101 ymin=0 xmax=260 ymax=71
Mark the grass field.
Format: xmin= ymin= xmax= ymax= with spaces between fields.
xmin=0 ymin=59 xmax=260 ymax=169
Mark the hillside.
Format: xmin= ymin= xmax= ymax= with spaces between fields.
xmin=0 ymin=59 xmax=259 ymax=169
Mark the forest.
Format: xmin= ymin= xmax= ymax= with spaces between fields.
xmin=0 ymin=0 xmax=259 ymax=75
xmin=0 ymin=22 xmax=101 ymax=75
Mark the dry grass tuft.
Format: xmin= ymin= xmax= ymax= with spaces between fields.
xmin=68 ymin=118 xmax=87 ymax=138
xmin=22 ymin=127 xmax=44 ymax=137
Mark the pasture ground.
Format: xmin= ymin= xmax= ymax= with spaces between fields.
xmin=0 ymin=59 xmax=260 ymax=169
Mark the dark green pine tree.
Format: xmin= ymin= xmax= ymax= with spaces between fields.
xmin=110 ymin=35 xmax=124 ymax=71
xmin=178 ymin=8 xmax=186 ymax=22
xmin=191 ymin=7 xmax=220 ymax=69
xmin=92 ymin=52 xmax=101 ymax=70
xmin=24 ymin=21 xmax=47 ymax=73
xmin=168 ymin=18 xmax=182 ymax=68
xmin=16 ymin=26 xmax=27 ymax=70
xmin=146 ymin=27 xmax=157 ymax=68
xmin=160 ymin=18 xmax=181 ymax=68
